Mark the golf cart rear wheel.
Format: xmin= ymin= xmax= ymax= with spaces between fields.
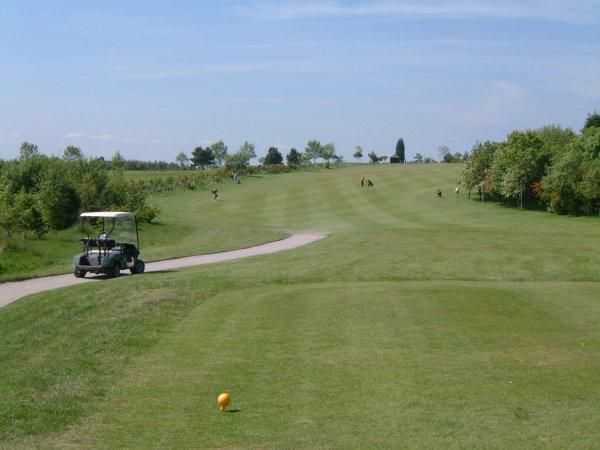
xmin=109 ymin=264 xmax=121 ymax=278
xmin=74 ymin=269 xmax=86 ymax=278
xmin=131 ymin=260 xmax=145 ymax=275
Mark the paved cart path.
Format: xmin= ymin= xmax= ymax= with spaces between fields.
xmin=0 ymin=233 xmax=326 ymax=309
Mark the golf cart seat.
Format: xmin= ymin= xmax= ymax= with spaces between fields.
xmin=79 ymin=238 xmax=116 ymax=249
xmin=121 ymin=243 xmax=140 ymax=259
xmin=81 ymin=238 xmax=98 ymax=247
xmin=97 ymin=238 xmax=116 ymax=249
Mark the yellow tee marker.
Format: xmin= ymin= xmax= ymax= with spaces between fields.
xmin=217 ymin=393 xmax=231 ymax=411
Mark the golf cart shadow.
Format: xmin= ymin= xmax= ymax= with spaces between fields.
xmin=85 ymin=269 xmax=175 ymax=280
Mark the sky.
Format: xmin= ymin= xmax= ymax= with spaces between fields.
xmin=0 ymin=1 xmax=599 ymax=161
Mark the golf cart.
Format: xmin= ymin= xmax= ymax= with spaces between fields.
xmin=73 ymin=212 xmax=145 ymax=278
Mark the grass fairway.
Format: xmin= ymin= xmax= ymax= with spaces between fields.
xmin=3 ymin=164 xmax=600 ymax=449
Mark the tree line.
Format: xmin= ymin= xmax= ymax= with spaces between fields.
xmin=352 ymin=138 xmax=467 ymax=164
xmin=176 ymin=139 xmax=343 ymax=170
xmin=0 ymin=144 xmax=165 ymax=240
xmin=461 ymin=112 xmax=600 ymax=215
xmin=352 ymin=138 xmax=407 ymax=164
xmin=0 ymin=138 xmax=346 ymax=241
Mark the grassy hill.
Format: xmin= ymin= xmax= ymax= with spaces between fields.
xmin=3 ymin=164 xmax=600 ymax=449
xmin=0 ymin=171 xmax=284 ymax=282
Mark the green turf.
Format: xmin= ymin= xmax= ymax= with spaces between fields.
xmin=3 ymin=164 xmax=600 ymax=449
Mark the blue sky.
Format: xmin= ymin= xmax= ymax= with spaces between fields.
xmin=1 ymin=1 xmax=599 ymax=161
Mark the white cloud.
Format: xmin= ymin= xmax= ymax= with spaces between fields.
xmin=65 ymin=132 xmax=114 ymax=141
xmin=241 ymin=1 xmax=599 ymax=24
xmin=114 ymin=60 xmax=320 ymax=81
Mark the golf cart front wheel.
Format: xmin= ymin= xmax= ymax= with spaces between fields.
xmin=74 ymin=269 xmax=86 ymax=278
xmin=131 ymin=260 xmax=145 ymax=275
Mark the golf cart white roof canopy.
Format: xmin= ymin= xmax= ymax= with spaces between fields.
xmin=80 ymin=212 xmax=134 ymax=219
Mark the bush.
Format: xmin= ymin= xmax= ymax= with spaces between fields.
xmin=0 ymin=189 xmax=18 ymax=238
xmin=14 ymin=192 xmax=47 ymax=238
xmin=39 ymin=169 xmax=80 ymax=229
xmin=264 ymin=147 xmax=284 ymax=165
xmin=261 ymin=164 xmax=292 ymax=174
xmin=136 ymin=204 xmax=161 ymax=224
xmin=461 ymin=120 xmax=600 ymax=215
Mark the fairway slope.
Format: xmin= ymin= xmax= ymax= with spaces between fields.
xmin=4 ymin=165 xmax=600 ymax=449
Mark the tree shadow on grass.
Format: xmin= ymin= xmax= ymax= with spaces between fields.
xmin=225 ymin=409 xmax=241 ymax=414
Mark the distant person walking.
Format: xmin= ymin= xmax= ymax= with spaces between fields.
xmin=360 ymin=176 xmax=365 ymax=188
xmin=367 ymin=179 xmax=374 ymax=187
xmin=437 ymin=189 xmax=443 ymax=198
xmin=211 ymin=189 xmax=219 ymax=200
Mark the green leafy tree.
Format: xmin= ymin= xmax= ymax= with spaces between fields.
xmin=414 ymin=153 xmax=423 ymax=163
xmin=536 ymin=126 xmax=577 ymax=162
xmin=368 ymin=151 xmax=380 ymax=164
xmin=264 ymin=147 xmax=284 ymax=165
xmin=239 ymin=141 xmax=256 ymax=160
xmin=63 ymin=145 xmax=83 ymax=161
xmin=0 ymin=188 xmax=18 ymax=238
xmin=14 ymin=192 xmax=47 ymax=238
xmin=124 ymin=180 xmax=148 ymax=213
xmin=209 ymin=141 xmax=228 ymax=166
xmin=395 ymin=139 xmax=405 ymax=163
xmin=543 ymin=127 xmax=600 ymax=214
xmin=438 ymin=145 xmax=450 ymax=161
xmin=320 ymin=143 xmax=336 ymax=168
xmin=19 ymin=142 xmax=39 ymax=160
xmin=491 ymin=131 xmax=546 ymax=201
xmin=175 ymin=152 xmax=189 ymax=168
xmin=6 ymin=153 xmax=48 ymax=193
xmin=136 ymin=204 xmax=161 ymax=223
xmin=462 ymin=141 xmax=501 ymax=194
xmin=103 ymin=171 xmax=129 ymax=209
xmin=39 ymin=169 xmax=81 ymax=230
xmin=305 ymin=140 xmax=322 ymax=164
xmin=225 ymin=142 xmax=256 ymax=172
xmin=333 ymin=154 xmax=344 ymax=165
xmin=286 ymin=148 xmax=302 ymax=166
xmin=584 ymin=112 xmax=600 ymax=131
xmin=191 ymin=146 xmax=215 ymax=169
xmin=542 ymin=142 xmax=584 ymax=214
xmin=578 ymin=159 xmax=600 ymax=214
xmin=77 ymin=159 xmax=110 ymax=212
xmin=353 ymin=146 xmax=363 ymax=161
xmin=111 ymin=151 xmax=126 ymax=170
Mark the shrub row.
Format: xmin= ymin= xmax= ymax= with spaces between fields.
xmin=0 ymin=155 xmax=170 ymax=240
xmin=461 ymin=119 xmax=600 ymax=215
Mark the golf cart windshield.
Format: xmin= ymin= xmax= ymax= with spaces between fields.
xmin=80 ymin=212 xmax=138 ymax=246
